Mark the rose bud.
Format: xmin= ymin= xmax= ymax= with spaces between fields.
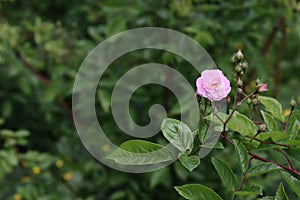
xmin=258 ymin=124 xmax=267 ymax=132
xmin=235 ymin=49 xmax=244 ymax=60
xmin=257 ymin=84 xmax=268 ymax=92
xmin=290 ymin=98 xmax=296 ymax=107
xmin=242 ymin=62 xmax=248 ymax=69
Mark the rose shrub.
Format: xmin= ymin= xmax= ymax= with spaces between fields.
xmin=109 ymin=50 xmax=300 ymax=200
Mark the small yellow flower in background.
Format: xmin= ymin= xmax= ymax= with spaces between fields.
xmin=298 ymin=96 xmax=300 ymax=104
xmin=298 ymin=124 xmax=300 ymax=130
xmin=283 ymin=109 xmax=291 ymax=116
xmin=102 ymin=144 xmax=110 ymax=152
xmin=32 ymin=166 xmax=41 ymax=175
xmin=63 ymin=172 xmax=73 ymax=181
xmin=56 ymin=159 xmax=64 ymax=168
xmin=21 ymin=176 xmax=31 ymax=183
xmin=13 ymin=194 xmax=22 ymax=200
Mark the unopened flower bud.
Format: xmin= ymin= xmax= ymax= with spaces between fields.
xmin=257 ymin=84 xmax=268 ymax=92
xmin=247 ymin=98 xmax=251 ymax=104
xmin=258 ymin=124 xmax=267 ymax=132
xmin=233 ymin=73 xmax=238 ymax=81
xmin=239 ymin=71 xmax=244 ymax=76
xmin=235 ymin=49 xmax=244 ymax=60
xmin=290 ymin=98 xmax=296 ymax=107
xmin=237 ymin=88 xmax=243 ymax=94
xmin=255 ymin=78 xmax=261 ymax=85
xmin=252 ymin=98 xmax=258 ymax=105
xmin=237 ymin=78 xmax=243 ymax=86
xmin=235 ymin=65 xmax=242 ymax=73
xmin=242 ymin=62 xmax=248 ymax=69
xmin=231 ymin=55 xmax=236 ymax=63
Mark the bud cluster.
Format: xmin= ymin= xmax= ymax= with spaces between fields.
xmin=231 ymin=49 xmax=248 ymax=94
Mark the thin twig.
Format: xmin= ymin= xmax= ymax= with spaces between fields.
xmin=245 ymin=135 xmax=289 ymax=148
xmin=255 ymin=106 xmax=263 ymax=124
xmin=261 ymin=16 xmax=285 ymax=56
xmin=273 ymin=26 xmax=287 ymax=98
xmin=220 ymin=131 xmax=300 ymax=177
xmin=14 ymin=49 xmax=73 ymax=119
xmin=233 ymin=157 xmax=254 ymax=200
xmin=248 ymin=151 xmax=300 ymax=177
xmin=276 ymin=149 xmax=295 ymax=170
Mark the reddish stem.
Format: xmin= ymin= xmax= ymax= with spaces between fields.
xmin=255 ymin=106 xmax=263 ymax=124
xmin=233 ymin=157 xmax=254 ymax=200
xmin=14 ymin=49 xmax=73 ymax=119
xmin=221 ymin=133 xmax=300 ymax=177
xmin=276 ymin=149 xmax=295 ymax=170
xmin=273 ymin=26 xmax=287 ymax=98
xmin=245 ymin=135 xmax=289 ymax=148
xmin=261 ymin=16 xmax=285 ymax=56
xmin=248 ymin=152 xmax=300 ymax=177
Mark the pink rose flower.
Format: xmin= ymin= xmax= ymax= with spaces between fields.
xmin=196 ymin=69 xmax=231 ymax=102
xmin=258 ymin=83 xmax=268 ymax=92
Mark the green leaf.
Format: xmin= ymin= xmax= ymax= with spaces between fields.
xmin=6 ymin=150 xmax=18 ymax=166
xmin=258 ymin=96 xmax=285 ymax=122
xmin=211 ymin=157 xmax=237 ymax=191
xmin=106 ymin=18 xmax=126 ymax=36
xmin=257 ymin=131 xmax=289 ymax=142
xmin=0 ymin=118 xmax=4 ymax=126
xmin=288 ymin=119 xmax=299 ymax=140
xmin=261 ymin=110 xmax=278 ymax=131
xmin=175 ymin=184 xmax=223 ymax=200
xmin=275 ymin=182 xmax=289 ymax=200
xmin=174 ymin=161 xmax=189 ymax=181
xmin=230 ymin=112 xmax=258 ymax=136
xmin=283 ymin=140 xmax=300 ymax=146
xmin=109 ymin=190 xmax=126 ymax=200
xmin=200 ymin=142 xmax=224 ymax=149
xmin=161 ymin=118 xmax=194 ymax=153
xmin=169 ymin=94 xmax=195 ymax=115
xmin=281 ymin=171 xmax=300 ymax=198
xmin=234 ymin=141 xmax=249 ymax=173
xmin=195 ymin=31 xmax=215 ymax=47
xmin=289 ymin=110 xmax=300 ymax=123
xmin=247 ymin=163 xmax=281 ymax=178
xmin=234 ymin=185 xmax=262 ymax=196
xmin=270 ymin=131 xmax=289 ymax=142
xmin=87 ymin=26 xmax=103 ymax=42
xmin=260 ymin=197 xmax=275 ymax=200
xmin=106 ymin=140 xmax=173 ymax=165
xmin=256 ymin=132 xmax=272 ymax=141
xmin=206 ymin=112 xmax=257 ymax=136
xmin=98 ymin=90 xmax=111 ymax=112
xmin=150 ymin=167 xmax=171 ymax=189
xmin=178 ymin=152 xmax=200 ymax=172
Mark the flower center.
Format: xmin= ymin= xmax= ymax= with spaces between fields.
xmin=211 ymin=81 xmax=219 ymax=88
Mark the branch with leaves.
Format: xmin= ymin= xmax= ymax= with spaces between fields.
xmin=107 ymin=50 xmax=300 ymax=200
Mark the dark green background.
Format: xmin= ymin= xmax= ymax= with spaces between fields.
xmin=0 ymin=0 xmax=299 ymax=199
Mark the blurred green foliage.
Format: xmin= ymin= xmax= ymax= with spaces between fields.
xmin=0 ymin=0 xmax=300 ymax=199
